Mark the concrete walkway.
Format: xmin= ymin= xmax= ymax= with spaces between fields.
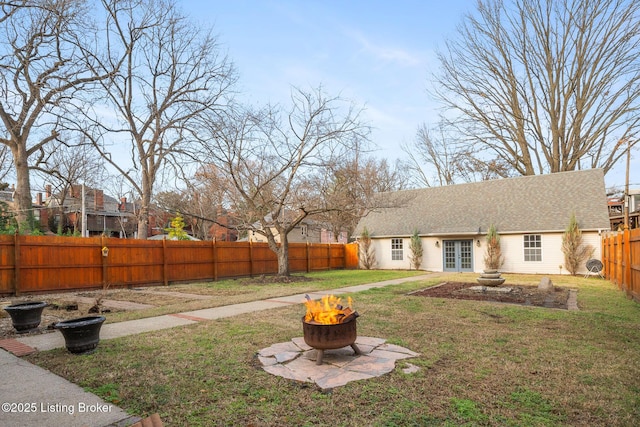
xmin=0 ymin=274 xmax=436 ymax=427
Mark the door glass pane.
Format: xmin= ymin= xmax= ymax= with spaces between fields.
xmin=460 ymin=241 xmax=472 ymax=270
xmin=444 ymin=241 xmax=456 ymax=269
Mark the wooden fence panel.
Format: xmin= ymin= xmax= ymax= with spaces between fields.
xmin=288 ymin=243 xmax=309 ymax=273
xmin=104 ymin=238 xmax=164 ymax=288
xmin=344 ymin=243 xmax=359 ymax=269
xmin=215 ymin=241 xmax=253 ymax=278
xmin=0 ymin=235 xmax=16 ymax=294
xmin=165 ymin=240 xmax=215 ymax=283
xmin=20 ymin=236 xmax=103 ymax=293
xmin=250 ymin=242 xmax=278 ymax=276
xmin=602 ymin=228 xmax=639 ymax=302
xmin=307 ymin=243 xmax=330 ymax=271
xmin=0 ymin=235 xmax=357 ymax=296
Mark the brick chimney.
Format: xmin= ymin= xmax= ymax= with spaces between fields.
xmin=36 ymin=193 xmax=43 ymax=206
xmin=94 ymin=189 xmax=104 ymax=211
xmin=45 ymin=184 xmax=52 ymax=198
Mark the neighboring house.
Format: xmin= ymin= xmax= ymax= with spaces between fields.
xmin=37 ymin=185 xmax=137 ymax=237
xmin=353 ymin=169 xmax=610 ymax=275
xmin=0 ymin=187 xmax=15 ymax=228
xmin=250 ymin=218 xmax=348 ymax=244
xmin=209 ymin=208 xmax=239 ymax=242
xmin=608 ymin=189 xmax=640 ymax=231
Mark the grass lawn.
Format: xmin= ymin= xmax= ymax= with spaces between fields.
xmin=27 ymin=271 xmax=640 ymax=426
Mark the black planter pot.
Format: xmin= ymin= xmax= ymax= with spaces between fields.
xmin=54 ymin=316 xmax=106 ymax=354
xmin=3 ymin=301 xmax=47 ymax=333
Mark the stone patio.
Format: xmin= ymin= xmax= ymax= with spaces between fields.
xmin=258 ymin=336 xmax=420 ymax=390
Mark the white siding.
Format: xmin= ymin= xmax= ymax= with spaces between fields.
xmin=370 ymin=232 xmax=602 ymax=275
xmin=500 ymin=232 xmax=601 ymax=275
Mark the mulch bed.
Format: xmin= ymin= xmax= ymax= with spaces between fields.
xmin=410 ymin=281 xmax=570 ymax=309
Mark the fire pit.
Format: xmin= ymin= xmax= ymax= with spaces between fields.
xmin=302 ymin=294 xmax=362 ymax=365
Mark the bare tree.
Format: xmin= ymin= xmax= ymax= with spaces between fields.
xmin=86 ymin=0 xmax=236 ymax=239
xmin=402 ymin=123 xmax=459 ymax=187
xmin=432 ymin=0 xmax=640 ymax=176
xmin=0 ymin=145 xmax=11 ymax=184
xmin=403 ymin=122 xmax=513 ymax=187
xmin=32 ymin=138 xmax=106 ymax=233
xmin=0 ymin=1 xmax=115 ymax=230
xmin=199 ymin=87 xmax=370 ymax=276
xmin=188 ymin=165 xmax=235 ymax=240
xmin=318 ymin=156 xmax=407 ymax=241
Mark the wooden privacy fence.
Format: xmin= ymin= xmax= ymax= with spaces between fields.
xmin=0 ymin=234 xmax=360 ymax=296
xmin=602 ymin=228 xmax=640 ymax=302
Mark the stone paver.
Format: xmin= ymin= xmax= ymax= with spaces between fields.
xmin=257 ymin=336 xmax=420 ymax=390
xmin=567 ymin=289 xmax=579 ymax=310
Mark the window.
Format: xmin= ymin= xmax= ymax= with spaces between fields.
xmin=523 ymin=234 xmax=542 ymax=261
xmin=391 ymin=238 xmax=403 ymax=260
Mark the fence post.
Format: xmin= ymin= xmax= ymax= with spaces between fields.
xmin=101 ymin=236 xmax=108 ymax=289
xmin=602 ymin=233 xmax=609 ymax=279
xmin=624 ymin=228 xmax=631 ymax=294
xmin=162 ymin=237 xmax=168 ymax=286
xmin=617 ymin=233 xmax=623 ymax=287
xmin=306 ymin=242 xmax=311 ymax=273
xmin=328 ymin=242 xmax=331 ymax=270
xmin=249 ymin=240 xmax=254 ymax=278
xmin=212 ymin=239 xmax=218 ymax=281
xmin=343 ymin=243 xmax=348 ymax=269
xmin=13 ymin=231 xmax=20 ymax=296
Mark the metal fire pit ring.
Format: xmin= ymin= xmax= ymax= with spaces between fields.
xmin=302 ymin=315 xmax=362 ymax=365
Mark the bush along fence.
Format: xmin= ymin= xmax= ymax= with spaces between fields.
xmin=601 ymin=227 xmax=640 ymax=302
xmin=0 ymin=234 xmax=360 ymax=296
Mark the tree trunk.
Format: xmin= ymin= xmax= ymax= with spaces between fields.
xmin=10 ymin=143 xmax=33 ymax=230
xmin=277 ymin=234 xmax=290 ymax=276
xmin=263 ymin=225 xmax=291 ymax=276
xmin=136 ymin=173 xmax=153 ymax=239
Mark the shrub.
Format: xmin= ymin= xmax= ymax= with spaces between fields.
xmin=358 ymin=227 xmax=376 ymax=269
xmin=165 ymin=213 xmax=190 ymax=240
xmin=409 ymin=229 xmax=423 ymax=270
xmin=562 ymin=213 xmax=593 ymax=275
xmin=484 ymin=224 xmax=504 ymax=271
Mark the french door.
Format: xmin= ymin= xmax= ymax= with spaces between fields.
xmin=443 ymin=240 xmax=473 ymax=272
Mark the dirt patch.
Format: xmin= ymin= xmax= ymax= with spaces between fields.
xmin=410 ymin=281 xmax=570 ymax=309
xmin=0 ymin=290 xmax=130 ymax=339
xmin=236 ymin=275 xmax=319 ymax=285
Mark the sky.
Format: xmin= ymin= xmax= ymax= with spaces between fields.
xmin=183 ymin=0 xmax=638 ymax=191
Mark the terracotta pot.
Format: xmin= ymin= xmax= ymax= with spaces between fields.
xmin=3 ymin=301 xmax=47 ymax=333
xmin=55 ymin=316 xmax=106 ymax=354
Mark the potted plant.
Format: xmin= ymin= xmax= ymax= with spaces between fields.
xmin=3 ymin=301 xmax=47 ymax=333
xmin=54 ymin=316 xmax=106 ymax=354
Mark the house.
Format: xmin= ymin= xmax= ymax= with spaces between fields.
xmin=37 ymin=185 xmax=137 ymax=237
xmin=250 ymin=218 xmax=348 ymax=244
xmin=209 ymin=208 xmax=239 ymax=241
xmin=353 ymin=169 xmax=610 ymax=275
xmin=608 ymin=189 xmax=640 ymax=230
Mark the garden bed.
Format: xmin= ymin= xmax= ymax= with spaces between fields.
xmin=410 ymin=281 xmax=570 ymax=309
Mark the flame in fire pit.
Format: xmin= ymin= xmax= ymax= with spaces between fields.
xmin=304 ymin=294 xmax=356 ymax=325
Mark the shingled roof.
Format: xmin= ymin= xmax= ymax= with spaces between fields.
xmin=355 ymin=169 xmax=610 ymax=238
